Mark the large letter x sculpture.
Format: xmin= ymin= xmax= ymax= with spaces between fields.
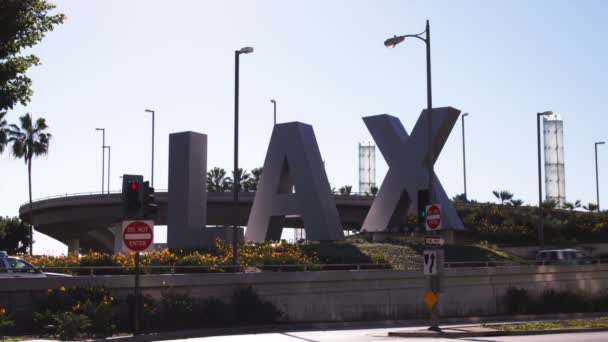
xmin=361 ymin=107 xmax=464 ymax=232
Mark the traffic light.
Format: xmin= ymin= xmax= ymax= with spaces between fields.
xmin=122 ymin=175 xmax=144 ymax=219
xmin=143 ymin=181 xmax=158 ymax=219
xmin=417 ymin=189 xmax=430 ymax=227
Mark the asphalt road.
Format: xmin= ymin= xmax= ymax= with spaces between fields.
xmin=167 ymin=327 xmax=608 ymax=342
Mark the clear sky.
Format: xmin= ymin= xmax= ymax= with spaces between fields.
xmin=1 ymin=0 xmax=607 ymax=254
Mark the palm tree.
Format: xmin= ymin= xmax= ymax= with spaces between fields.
xmin=8 ymin=113 xmax=51 ymax=255
xmin=225 ymin=168 xmax=252 ymax=192
xmin=248 ymin=167 xmax=262 ymax=191
xmin=492 ymin=190 xmax=514 ymax=205
xmin=542 ymin=199 xmax=558 ymax=210
xmin=0 ymin=112 xmax=8 ymax=154
xmin=338 ymin=185 xmax=352 ymax=195
xmin=583 ymin=203 xmax=599 ymax=212
xmin=370 ymin=186 xmax=378 ymax=196
xmin=206 ymin=167 xmax=229 ymax=192
xmin=510 ymin=199 xmax=524 ymax=207
xmin=563 ymin=202 xmax=575 ymax=211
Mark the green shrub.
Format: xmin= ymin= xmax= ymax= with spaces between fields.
xmin=232 ymin=286 xmax=282 ymax=324
xmin=0 ymin=307 xmax=14 ymax=335
xmin=199 ymin=298 xmax=234 ymax=326
xmin=160 ymin=292 xmax=197 ymax=330
xmin=504 ymin=287 xmax=533 ymax=314
xmin=54 ymin=312 xmax=91 ymax=341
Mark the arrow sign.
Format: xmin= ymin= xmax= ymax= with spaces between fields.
xmin=423 ymin=250 xmax=438 ymax=275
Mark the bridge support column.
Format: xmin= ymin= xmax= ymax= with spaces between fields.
xmin=108 ymin=225 xmax=123 ymax=254
xmin=67 ymin=239 xmax=80 ymax=255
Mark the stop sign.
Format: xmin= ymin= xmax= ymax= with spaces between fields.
xmin=122 ymin=220 xmax=154 ymax=252
xmin=425 ymin=204 xmax=442 ymax=231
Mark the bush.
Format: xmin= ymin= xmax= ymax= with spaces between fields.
xmin=33 ymin=286 xmax=115 ymax=338
xmin=54 ymin=312 xmax=91 ymax=341
xmin=504 ymin=287 xmax=533 ymax=314
xmin=0 ymin=307 xmax=14 ymax=335
xmin=232 ymin=286 xmax=283 ymax=324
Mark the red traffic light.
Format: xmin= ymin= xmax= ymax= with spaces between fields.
xmin=130 ymin=182 xmax=138 ymax=191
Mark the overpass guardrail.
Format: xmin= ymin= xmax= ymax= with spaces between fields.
xmin=27 ymin=259 xmax=608 ymax=277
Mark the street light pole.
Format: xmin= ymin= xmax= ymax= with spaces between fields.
xmin=145 ymin=109 xmax=155 ymax=187
xmin=461 ymin=113 xmax=469 ymax=201
xmin=104 ymin=145 xmax=111 ymax=193
xmin=95 ymin=128 xmax=105 ymax=193
xmin=233 ymin=46 xmax=254 ymax=270
xmin=537 ymin=111 xmax=552 ymax=249
xmin=385 ymin=19 xmax=437 ymax=331
xmin=270 ymin=99 xmax=277 ymax=126
xmin=595 ymin=142 xmax=605 ymax=212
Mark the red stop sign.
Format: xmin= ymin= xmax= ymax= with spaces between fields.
xmin=122 ymin=221 xmax=154 ymax=252
xmin=425 ymin=204 xmax=442 ymax=230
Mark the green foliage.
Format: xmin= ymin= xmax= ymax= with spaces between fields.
xmin=0 ymin=112 xmax=7 ymax=153
xmin=458 ymin=202 xmax=608 ymax=246
xmin=338 ymin=185 xmax=353 ymax=195
xmin=33 ymin=287 xmax=115 ymax=338
xmin=0 ymin=0 xmax=65 ymax=111
xmin=54 ymin=312 xmax=90 ymax=341
xmin=490 ymin=317 xmax=608 ymax=331
xmin=0 ymin=307 xmax=14 ymax=335
xmin=502 ymin=287 xmax=608 ymax=315
xmin=232 ymin=286 xmax=283 ymax=324
xmin=0 ymin=216 xmax=30 ymax=254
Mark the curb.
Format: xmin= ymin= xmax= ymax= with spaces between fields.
xmin=89 ymin=312 xmax=608 ymax=342
xmin=388 ymin=327 xmax=608 ymax=338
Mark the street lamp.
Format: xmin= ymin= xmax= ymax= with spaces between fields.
xmin=537 ymin=111 xmax=553 ymax=248
xmin=270 ymin=99 xmax=277 ymax=126
xmin=104 ymin=145 xmax=111 ymax=193
xmin=595 ymin=141 xmax=605 ymax=212
xmin=145 ymin=109 xmax=155 ymax=187
xmin=95 ymin=128 xmax=105 ymax=193
xmin=386 ymin=19 xmax=437 ymax=331
xmin=461 ymin=113 xmax=469 ymax=201
xmin=233 ymin=46 xmax=254 ymax=269
xmin=385 ymin=20 xmax=433 ymax=202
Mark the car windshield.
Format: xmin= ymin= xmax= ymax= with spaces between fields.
xmin=6 ymin=257 xmax=36 ymax=272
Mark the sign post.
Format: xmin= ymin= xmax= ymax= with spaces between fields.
xmin=122 ymin=220 xmax=154 ymax=335
xmin=424 ymin=204 xmax=442 ymax=331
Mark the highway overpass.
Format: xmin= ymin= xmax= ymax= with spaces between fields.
xmin=19 ymin=191 xmax=374 ymax=253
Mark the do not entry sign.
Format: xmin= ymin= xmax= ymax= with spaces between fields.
xmin=425 ymin=204 xmax=442 ymax=231
xmin=122 ymin=220 xmax=154 ymax=252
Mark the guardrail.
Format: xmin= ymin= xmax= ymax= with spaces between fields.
xmin=28 ymin=259 xmax=608 ymax=276
xmin=34 ymin=263 xmax=393 ymax=276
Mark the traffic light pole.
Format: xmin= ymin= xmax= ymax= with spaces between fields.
xmin=134 ymin=251 xmax=140 ymax=335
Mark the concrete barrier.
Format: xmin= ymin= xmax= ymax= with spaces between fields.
xmin=1 ymin=264 xmax=608 ymax=322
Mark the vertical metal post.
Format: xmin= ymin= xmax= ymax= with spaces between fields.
xmin=537 ymin=113 xmax=545 ymax=248
xmin=151 ymin=111 xmax=155 ymax=187
xmin=134 ymin=251 xmax=140 ymax=335
xmin=106 ymin=146 xmax=110 ymax=193
xmin=273 ymin=100 xmax=277 ymax=126
xmin=233 ymin=50 xmax=240 ymax=270
xmin=596 ymin=142 xmax=604 ymax=212
xmin=96 ymin=128 xmax=105 ymax=193
xmin=461 ymin=114 xmax=468 ymax=201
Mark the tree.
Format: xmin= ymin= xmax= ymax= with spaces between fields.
xmin=370 ymin=185 xmax=378 ymax=196
xmin=0 ymin=216 xmax=30 ymax=254
xmin=583 ymin=203 xmax=599 ymax=212
xmin=338 ymin=185 xmax=352 ymax=195
xmin=0 ymin=112 xmax=7 ymax=153
xmin=248 ymin=167 xmax=262 ymax=191
xmin=0 ymin=0 xmax=65 ymax=112
xmin=492 ymin=190 xmax=514 ymax=205
xmin=225 ymin=168 xmax=252 ymax=192
xmin=452 ymin=193 xmax=468 ymax=203
xmin=206 ymin=167 xmax=229 ymax=192
xmin=542 ymin=199 xmax=558 ymax=210
xmin=8 ymin=113 xmax=51 ymax=254
xmin=510 ymin=199 xmax=524 ymax=207
xmin=563 ymin=202 xmax=575 ymax=211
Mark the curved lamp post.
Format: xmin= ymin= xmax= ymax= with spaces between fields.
xmin=270 ymin=99 xmax=277 ymax=126
xmin=145 ymin=109 xmax=155 ymax=187
xmin=384 ymin=20 xmax=434 ymax=202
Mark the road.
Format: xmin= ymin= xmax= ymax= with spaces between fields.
xmin=166 ymin=326 xmax=608 ymax=342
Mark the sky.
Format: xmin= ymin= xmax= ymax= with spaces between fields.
xmin=1 ymin=0 xmax=607 ymax=254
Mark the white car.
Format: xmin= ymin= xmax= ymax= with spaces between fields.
xmin=0 ymin=252 xmax=70 ymax=278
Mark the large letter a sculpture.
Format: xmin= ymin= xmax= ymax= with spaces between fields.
xmin=361 ymin=107 xmax=465 ymax=232
xmin=246 ymin=122 xmax=344 ymax=242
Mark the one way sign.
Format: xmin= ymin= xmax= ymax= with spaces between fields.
xmin=423 ymin=250 xmax=438 ymax=275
